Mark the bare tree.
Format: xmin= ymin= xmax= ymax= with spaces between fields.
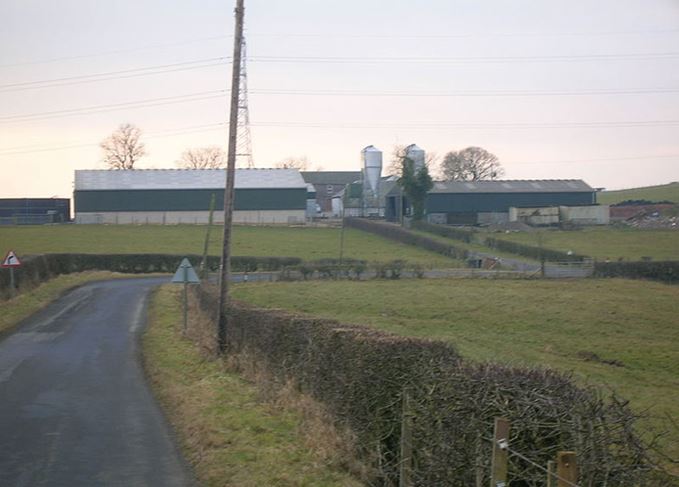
xmin=440 ymin=146 xmax=504 ymax=181
xmin=177 ymin=146 xmax=226 ymax=169
xmin=100 ymin=123 xmax=146 ymax=170
xmin=275 ymin=156 xmax=310 ymax=170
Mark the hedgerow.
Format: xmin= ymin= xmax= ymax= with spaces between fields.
xmin=344 ymin=218 xmax=468 ymax=261
xmin=594 ymin=260 xmax=679 ymax=284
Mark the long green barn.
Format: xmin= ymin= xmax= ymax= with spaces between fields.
xmin=74 ymin=169 xmax=308 ymax=224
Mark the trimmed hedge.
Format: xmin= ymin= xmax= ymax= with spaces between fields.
xmin=0 ymin=253 xmax=301 ymax=299
xmin=594 ymin=260 xmax=679 ymax=284
xmin=411 ymin=220 xmax=475 ymax=243
xmin=484 ymin=236 xmax=588 ymax=263
xmin=345 ymin=218 xmax=468 ymax=261
xmin=194 ymin=285 xmax=655 ymax=486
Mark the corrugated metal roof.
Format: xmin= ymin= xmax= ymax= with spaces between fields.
xmin=74 ymin=169 xmax=307 ymax=191
xmin=300 ymin=171 xmax=362 ymax=185
xmin=429 ymin=179 xmax=593 ymax=194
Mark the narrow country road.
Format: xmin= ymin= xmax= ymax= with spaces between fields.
xmin=0 ymin=277 xmax=196 ymax=487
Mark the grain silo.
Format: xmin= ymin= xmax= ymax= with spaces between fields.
xmin=405 ymin=144 xmax=426 ymax=171
xmin=361 ymin=145 xmax=383 ymax=217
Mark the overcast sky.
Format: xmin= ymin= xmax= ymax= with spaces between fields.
xmin=1 ymin=0 xmax=678 ymax=198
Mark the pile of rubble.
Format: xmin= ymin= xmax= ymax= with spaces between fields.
xmin=624 ymin=210 xmax=679 ymax=229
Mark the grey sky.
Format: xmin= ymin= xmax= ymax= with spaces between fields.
xmin=1 ymin=0 xmax=678 ymax=198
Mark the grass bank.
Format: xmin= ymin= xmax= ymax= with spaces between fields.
xmin=0 ymin=225 xmax=458 ymax=268
xmin=143 ymin=285 xmax=362 ymax=487
xmin=499 ymin=227 xmax=679 ymax=261
xmin=0 ymin=271 xmax=129 ymax=336
xmin=598 ymin=182 xmax=679 ymax=205
xmin=233 ymin=278 xmax=679 ymax=459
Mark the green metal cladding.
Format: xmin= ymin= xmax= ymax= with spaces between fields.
xmin=74 ymin=188 xmax=307 ymax=212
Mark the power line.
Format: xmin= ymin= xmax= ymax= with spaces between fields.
xmin=2 ymin=28 xmax=678 ymax=69
xmin=0 ymin=123 xmax=227 ymax=156
xmin=248 ymin=120 xmax=679 ymax=129
xmin=249 ymin=87 xmax=679 ymax=97
xmin=3 ymin=50 xmax=679 ymax=93
xmin=0 ymin=58 xmax=228 ymax=93
xmin=249 ymin=52 xmax=679 ymax=64
xmin=508 ymin=154 xmax=679 ymax=165
xmin=0 ymin=90 xmax=227 ymax=124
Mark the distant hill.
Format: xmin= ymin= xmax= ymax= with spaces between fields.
xmin=598 ymin=182 xmax=679 ymax=205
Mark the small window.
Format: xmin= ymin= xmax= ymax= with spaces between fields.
xmin=326 ymin=185 xmax=334 ymax=195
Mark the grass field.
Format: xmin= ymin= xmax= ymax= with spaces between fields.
xmin=598 ymin=182 xmax=679 ymax=205
xmin=233 ymin=278 xmax=679 ymax=457
xmin=498 ymin=227 xmax=679 ymax=261
xmin=0 ymin=225 xmax=459 ymax=267
xmin=144 ymin=286 xmax=360 ymax=487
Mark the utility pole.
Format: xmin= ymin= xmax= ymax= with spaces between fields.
xmin=217 ymin=0 xmax=245 ymax=353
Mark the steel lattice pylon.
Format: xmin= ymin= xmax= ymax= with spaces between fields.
xmin=236 ymin=37 xmax=254 ymax=168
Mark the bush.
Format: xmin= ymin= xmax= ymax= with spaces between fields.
xmin=594 ymin=261 xmax=679 ymax=284
xmin=345 ymin=218 xmax=468 ymax=261
xmin=193 ymin=284 xmax=656 ymax=486
xmin=484 ymin=237 xmax=587 ymax=263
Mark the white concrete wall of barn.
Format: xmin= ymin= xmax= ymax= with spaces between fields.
xmin=74 ymin=210 xmax=307 ymax=225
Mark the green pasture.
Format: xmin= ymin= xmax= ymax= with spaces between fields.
xmin=234 ymin=278 xmax=679 ymax=458
xmin=497 ymin=227 xmax=679 ymax=261
xmin=0 ymin=225 xmax=459 ymax=267
xmin=598 ymin=182 xmax=679 ymax=205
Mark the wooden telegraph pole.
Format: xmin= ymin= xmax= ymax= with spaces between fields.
xmin=217 ymin=0 xmax=245 ymax=353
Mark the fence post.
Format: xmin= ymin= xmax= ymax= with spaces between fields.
xmin=399 ymin=389 xmax=413 ymax=487
xmin=546 ymin=460 xmax=556 ymax=487
xmin=557 ymin=451 xmax=578 ymax=487
xmin=490 ymin=417 xmax=510 ymax=487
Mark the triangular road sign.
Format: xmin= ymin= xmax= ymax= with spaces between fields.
xmin=171 ymin=258 xmax=200 ymax=284
xmin=1 ymin=251 xmax=21 ymax=268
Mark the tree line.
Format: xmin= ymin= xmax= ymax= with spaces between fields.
xmin=100 ymin=123 xmax=505 ymax=185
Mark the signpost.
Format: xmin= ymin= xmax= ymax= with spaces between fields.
xmin=172 ymin=258 xmax=201 ymax=334
xmin=1 ymin=250 xmax=22 ymax=297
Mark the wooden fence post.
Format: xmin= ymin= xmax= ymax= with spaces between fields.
xmin=490 ymin=417 xmax=510 ymax=487
xmin=399 ymin=390 xmax=413 ymax=487
xmin=557 ymin=451 xmax=578 ymax=487
xmin=546 ymin=460 xmax=556 ymax=487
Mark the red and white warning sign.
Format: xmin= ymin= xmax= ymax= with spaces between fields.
xmin=1 ymin=251 xmax=22 ymax=268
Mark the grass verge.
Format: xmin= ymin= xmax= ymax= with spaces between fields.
xmin=0 ymin=271 xmax=130 ymax=337
xmin=143 ymin=285 xmax=363 ymax=487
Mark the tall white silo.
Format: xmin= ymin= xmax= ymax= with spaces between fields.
xmin=362 ymin=145 xmax=383 ymax=196
xmin=405 ymin=144 xmax=426 ymax=171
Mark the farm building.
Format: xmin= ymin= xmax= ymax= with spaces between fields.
xmin=386 ymin=179 xmax=599 ymax=225
xmin=301 ymin=171 xmax=362 ymax=216
xmin=74 ymin=169 xmax=307 ymax=224
xmin=0 ymin=198 xmax=70 ymax=225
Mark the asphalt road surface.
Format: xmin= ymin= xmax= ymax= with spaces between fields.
xmin=0 ymin=277 xmax=196 ymax=487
